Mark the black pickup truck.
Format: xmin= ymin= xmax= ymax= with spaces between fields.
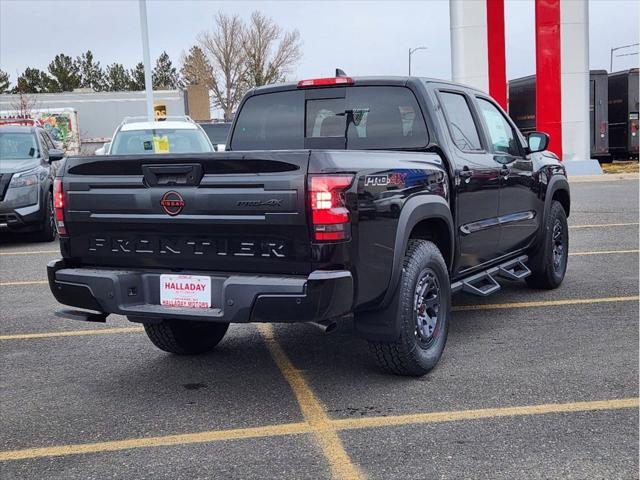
xmin=48 ymin=75 xmax=570 ymax=376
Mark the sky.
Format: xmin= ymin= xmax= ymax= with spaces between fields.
xmin=1 ymin=0 xmax=638 ymax=89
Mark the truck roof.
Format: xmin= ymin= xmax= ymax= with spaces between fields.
xmin=248 ymin=76 xmax=485 ymax=96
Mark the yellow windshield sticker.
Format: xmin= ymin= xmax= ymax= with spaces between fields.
xmin=153 ymin=135 xmax=170 ymax=153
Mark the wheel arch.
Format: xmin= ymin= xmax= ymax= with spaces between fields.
xmin=382 ymin=195 xmax=454 ymax=308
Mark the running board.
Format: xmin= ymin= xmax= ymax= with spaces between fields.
xmin=451 ymin=255 xmax=529 ymax=297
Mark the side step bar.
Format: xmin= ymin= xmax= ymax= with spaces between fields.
xmin=451 ymin=255 xmax=530 ymax=297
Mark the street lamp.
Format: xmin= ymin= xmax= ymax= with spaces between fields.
xmin=610 ymin=42 xmax=639 ymax=72
xmin=408 ymin=46 xmax=428 ymax=76
xmin=138 ymin=0 xmax=154 ymax=121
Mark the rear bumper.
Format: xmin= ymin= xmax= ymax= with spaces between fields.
xmin=47 ymin=259 xmax=353 ymax=324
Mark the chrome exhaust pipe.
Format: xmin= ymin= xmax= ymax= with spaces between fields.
xmin=308 ymin=320 xmax=338 ymax=334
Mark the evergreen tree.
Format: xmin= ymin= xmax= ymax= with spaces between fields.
xmin=0 ymin=69 xmax=10 ymax=93
xmin=152 ymin=51 xmax=181 ymax=89
xmin=180 ymin=45 xmax=212 ymax=87
xmin=76 ymin=50 xmax=105 ymax=91
xmin=129 ymin=62 xmax=146 ymax=91
xmin=48 ymin=53 xmax=80 ymax=92
xmin=105 ymin=63 xmax=132 ymax=91
xmin=13 ymin=68 xmax=57 ymax=93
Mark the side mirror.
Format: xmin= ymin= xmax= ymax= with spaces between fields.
xmin=95 ymin=142 xmax=110 ymax=156
xmin=527 ymin=132 xmax=549 ymax=153
xmin=48 ymin=148 xmax=65 ymax=162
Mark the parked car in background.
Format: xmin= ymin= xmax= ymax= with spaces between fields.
xmin=197 ymin=121 xmax=232 ymax=151
xmin=100 ymin=116 xmax=214 ymax=155
xmin=0 ymin=124 xmax=65 ymax=241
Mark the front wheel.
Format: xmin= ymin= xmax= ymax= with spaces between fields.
xmin=526 ymin=200 xmax=569 ymax=289
xmin=368 ymin=239 xmax=450 ymax=376
xmin=35 ymin=190 xmax=57 ymax=242
xmin=142 ymin=320 xmax=229 ymax=355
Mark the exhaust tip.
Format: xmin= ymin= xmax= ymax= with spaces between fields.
xmin=308 ymin=320 xmax=338 ymax=334
xmin=324 ymin=321 xmax=338 ymax=334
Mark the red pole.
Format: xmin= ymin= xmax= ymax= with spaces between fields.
xmin=535 ymin=0 xmax=563 ymax=159
xmin=486 ymin=0 xmax=507 ymax=110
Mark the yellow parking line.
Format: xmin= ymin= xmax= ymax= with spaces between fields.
xmin=0 ymin=327 xmax=143 ymax=341
xmin=569 ymin=249 xmax=639 ymax=256
xmin=257 ymin=324 xmax=363 ymax=480
xmin=0 ymin=250 xmax=58 ymax=256
xmin=0 ymin=397 xmax=636 ymax=462
xmin=0 ymin=422 xmax=311 ymax=462
xmin=332 ymin=398 xmax=639 ymax=431
xmin=453 ymin=295 xmax=639 ymax=312
xmin=2 ymin=296 xmax=637 ymax=341
xmin=570 ymin=222 xmax=638 ymax=229
xmin=0 ymin=280 xmax=48 ymax=286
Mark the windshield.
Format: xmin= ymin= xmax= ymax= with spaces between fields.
xmin=110 ymin=128 xmax=213 ymax=155
xmin=0 ymin=132 xmax=39 ymax=160
xmin=230 ymin=86 xmax=429 ymax=151
xmin=199 ymin=123 xmax=231 ymax=144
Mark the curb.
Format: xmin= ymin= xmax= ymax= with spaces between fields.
xmin=569 ymin=173 xmax=639 ymax=183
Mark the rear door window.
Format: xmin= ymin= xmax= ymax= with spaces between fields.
xmin=438 ymin=92 xmax=482 ymax=151
xmin=231 ymin=86 xmax=428 ymax=150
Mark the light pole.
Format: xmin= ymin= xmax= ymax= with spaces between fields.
xmin=408 ymin=46 xmax=427 ymax=76
xmin=138 ymin=0 xmax=154 ymax=121
xmin=610 ymin=42 xmax=639 ymax=72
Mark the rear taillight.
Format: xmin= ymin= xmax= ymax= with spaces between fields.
xmin=53 ymin=178 xmax=66 ymax=235
xmin=297 ymin=77 xmax=353 ymax=88
xmin=309 ymin=175 xmax=354 ymax=242
xmin=600 ymin=121 xmax=606 ymax=135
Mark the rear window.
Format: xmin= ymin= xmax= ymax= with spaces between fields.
xmin=110 ymin=128 xmax=213 ymax=155
xmin=231 ymin=86 xmax=428 ymax=150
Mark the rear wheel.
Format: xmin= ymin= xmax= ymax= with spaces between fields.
xmin=526 ymin=200 xmax=569 ymax=289
xmin=142 ymin=320 xmax=229 ymax=354
xmin=368 ymin=240 xmax=450 ymax=376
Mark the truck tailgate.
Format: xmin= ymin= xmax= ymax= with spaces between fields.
xmin=60 ymin=151 xmax=312 ymax=275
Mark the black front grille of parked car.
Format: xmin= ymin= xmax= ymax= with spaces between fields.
xmin=0 ymin=173 xmax=12 ymax=201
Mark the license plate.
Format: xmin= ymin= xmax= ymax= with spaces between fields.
xmin=160 ymin=274 xmax=211 ymax=309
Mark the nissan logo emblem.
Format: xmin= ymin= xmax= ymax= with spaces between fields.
xmin=160 ymin=191 xmax=185 ymax=216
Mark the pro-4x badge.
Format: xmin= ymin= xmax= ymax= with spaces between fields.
xmin=160 ymin=191 xmax=185 ymax=216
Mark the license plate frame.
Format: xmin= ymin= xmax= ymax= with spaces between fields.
xmin=160 ymin=274 xmax=212 ymax=309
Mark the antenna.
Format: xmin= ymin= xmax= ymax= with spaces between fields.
xmin=335 ymin=68 xmax=348 ymax=77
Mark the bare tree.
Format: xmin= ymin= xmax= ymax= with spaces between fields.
xmin=243 ymin=11 xmax=302 ymax=87
xmin=198 ymin=13 xmax=248 ymax=121
xmin=11 ymin=92 xmax=38 ymax=118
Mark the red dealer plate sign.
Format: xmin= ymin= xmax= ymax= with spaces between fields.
xmin=160 ymin=274 xmax=211 ymax=309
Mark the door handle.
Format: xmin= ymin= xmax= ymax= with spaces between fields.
xmin=459 ymin=167 xmax=472 ymax=179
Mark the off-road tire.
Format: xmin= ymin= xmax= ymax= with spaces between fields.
xmin=526 ymin=200 xmax=569 ymax=289
xmin=36 ymin=190 xmax=57 ymax=242
xmin=143 ymin=320 xmax=229 ymax=354
xmin=368 ymin=239 xmax=450 ymax=376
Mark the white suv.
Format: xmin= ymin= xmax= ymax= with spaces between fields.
xmin=97 ymin=116 xmax=214 ymax=155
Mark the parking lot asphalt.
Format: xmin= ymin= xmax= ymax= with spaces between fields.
xmin=0 ymin=179 xmax=638 ymax=479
